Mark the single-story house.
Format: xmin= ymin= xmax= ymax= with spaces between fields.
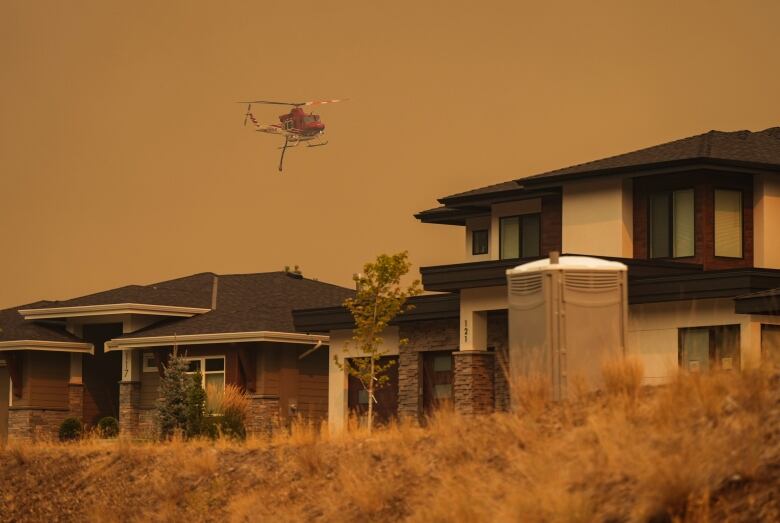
xmin=0 ymin=270 xmax=353 ymax=441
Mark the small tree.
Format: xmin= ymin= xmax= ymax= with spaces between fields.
xmin=337 ymin=251 xmax=422 ymax=432
xmin=157 ymin=350 xmax=205 ymax=439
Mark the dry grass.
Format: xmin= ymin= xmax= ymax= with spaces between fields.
xmin=2 ymin=364 xmax=779 ymax=522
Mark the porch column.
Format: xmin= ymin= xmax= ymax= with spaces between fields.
xmin=119 ymin=349 xmax=142 ymax=438
xmin=68 ymin=353 xmax=84 ymax=420
xmin=455 ymin=296 xmax=494 ymax=415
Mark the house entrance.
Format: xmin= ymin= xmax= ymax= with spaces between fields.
xmin=82 ymin=324 xmax=123 ymax=424
xmin=422 ymin=350 xmax=454 ymax=416
xmin=347 ymin=356 xmax=398 ymax=425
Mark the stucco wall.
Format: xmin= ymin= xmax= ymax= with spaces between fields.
xmin=628 ymin=298 xmax=780 ymax=384
xmin=562 ymin=177 xmax=633 ymax=257
xmin=328 ymin=327 xmax=399 ymax=433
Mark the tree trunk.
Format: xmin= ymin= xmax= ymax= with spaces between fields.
xmin=367 ymin=358 xmax=375 ymax=434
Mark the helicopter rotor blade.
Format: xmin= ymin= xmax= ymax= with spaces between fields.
xmin=238 ymin=100 xmax=305 ymax=106
xmin=302 ymin=98 xmax=348 ymax=106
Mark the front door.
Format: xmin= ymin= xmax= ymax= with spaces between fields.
xmin=422 ymin=350 xmax=454 ymax=416
xmin=347 ymin=356 xmax=398 ymax=425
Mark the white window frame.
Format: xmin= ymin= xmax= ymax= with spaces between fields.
xmin=142 ymin=352 xmax=158 ymax=373
xmin=183 ymin=356 xmax=226 ymax=389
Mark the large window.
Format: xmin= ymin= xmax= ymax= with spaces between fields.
xmin=472 ymin=229 xmax=488 ymax=255
xmin=679 ymin=325 xmax=740 ymax=373
xmin=714 ymin=189 xmax=743 ymax=258
xmin=649 ymin=189 xmax=694 ymax=258
xmin=499 ymin=214 xmax=540 ymax=259
xmin=184 ymin=356 xmax=226 ymax=410
xmin=762 ymin=325 xmax=780 ymax=368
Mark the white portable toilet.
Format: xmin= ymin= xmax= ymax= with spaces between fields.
xmin=506 ymin=254 xmax=628 ymax=401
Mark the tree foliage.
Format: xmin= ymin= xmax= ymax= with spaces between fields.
xmin=156 ymin=351 xmax=205 ymax=440
xmin=338 ymin=251 xmax=422 ymax=431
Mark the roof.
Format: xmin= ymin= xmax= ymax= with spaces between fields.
xmin=117 ymin=272 xmax=354 ymax=339
xmin=0 ymin=302 xmax=84 ymax=344
xmin=427 ymin=126 xmax=780 ymax=211
xmin=525 ymin=126 xmax=780 ymax=183
xmin=31 ymin=272 xmax=217 ymax=310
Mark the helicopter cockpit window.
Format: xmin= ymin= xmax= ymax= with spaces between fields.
xmin=303 ymin=115 xmax=318 ymax=124
xmin=284 ymin=119 xmax=294 ymax=130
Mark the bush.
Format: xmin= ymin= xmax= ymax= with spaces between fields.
xmin=58 ymin=417 xmax=83 ymax=442
xmin=97 ymin=416 xmax=119 ymax=438
xmin=205 ymin=384 xmax=250 ymax=440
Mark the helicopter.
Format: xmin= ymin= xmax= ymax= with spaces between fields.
xmin=239 ymin=99 xmax=346 ymax=172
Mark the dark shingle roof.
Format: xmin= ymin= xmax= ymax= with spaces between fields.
xmin=118 ymin=272 xmax=354 ymax=338
xmin=524 ymin=127 xmax=780 ymax=183
xmin=0 ymin=302 xmax=84 ymax=343
xmin=31 ymin=272 xmax=217 ymax=309
xmin=432 ymin=127 xmax=780 ymax=205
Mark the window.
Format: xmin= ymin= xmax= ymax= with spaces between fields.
xmin=472 ymin=229 xmax=488 ymax=255
xmin=142 ymin=353 xmax=157 ymax=373
xmin=761 ymin=324 xmax=780 ymax=368
xmin=499 ymin=214 xmax=541 ymax=259
xmin=649 ymin=189 xmax=694 ymax=258
xmin=184 ymin=356 xmax=226 ymax=411
xmin=679 ymin=325 xmax=740 ymax=372
xmin=714 ymin=189 xmax=743 ymax=258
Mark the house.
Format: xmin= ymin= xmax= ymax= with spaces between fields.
xmin=294 ymin=126 xmax=780 ymax=431
xmin=0 ymin=271 xmax=353 ymax=441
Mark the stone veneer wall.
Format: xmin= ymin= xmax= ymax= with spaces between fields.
xmin=7 ymin=384 xmax=87 ymax=442
xmin=453 ymin=351 xmax=495 ymax=415
xmin=8 ymin=408 xmax=69 ymax=441
xmin=68 ymin=384 xmax=84 ymax=420
xmin=398 ymin=319 xmax=459 ymax=422
xmin=119 ymin=381 xmax=142 ymax=438
xmin=246 ymin=395 xmax=280 ymax=437
xmin=488 ymin=313 xmax=510 ymax=412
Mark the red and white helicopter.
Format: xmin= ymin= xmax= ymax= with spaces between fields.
xmin=240 ymin=99 xmax=346 ymax=172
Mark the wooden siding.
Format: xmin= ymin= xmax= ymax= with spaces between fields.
xmin=139 ymin=369 xmax=160 ymax=408
xmin=16 ymin=352 xmax=69 ymax=410
xmin=541 ymin=193 xmax=563 ymax=256
xmin=297 ymin=349 xmax=329 ymax=422
xmin=633 ymin=171 xmax=754 ymax=270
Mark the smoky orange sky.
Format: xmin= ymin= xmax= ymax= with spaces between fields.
xmin=2 ymin=1 xmax=779 ymax=309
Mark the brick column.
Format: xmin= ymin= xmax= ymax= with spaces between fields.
xmin=246 ymin=395 xmax=280 ymax=437
xmin=119 ymin=381 xmax=142 ymax=438
xmin=453 ymin=351 xmax=495 ymax=415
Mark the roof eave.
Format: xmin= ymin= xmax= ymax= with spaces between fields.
xmin=0 ymin=340 xmax=95 ymax=354
xmin=18 ymin=303 xmax=211 ymax=320
xmin=105 ymin=330 xmax=329 ymax=351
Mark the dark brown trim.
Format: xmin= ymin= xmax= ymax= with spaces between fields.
xmin=630 ymin=268 xmax=780 ymax=304
xmin=420 ymin=254 xmax=703 ymax=292
xmin=734 ymin=289 xmax=780 ymax=315
xmin=293 ymin=293 xmax=460 ymax=333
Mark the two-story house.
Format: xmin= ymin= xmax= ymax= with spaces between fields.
xmin=295 ymin=126 xmax=780 ymax=431
xmin=0 ymin=271 xmax=353 ymax=442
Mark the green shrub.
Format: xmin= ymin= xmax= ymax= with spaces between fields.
xmin=97 ymin=416 xmax=119 ymax=438
xmin=58 ymin=417 xmax=83 ymax=442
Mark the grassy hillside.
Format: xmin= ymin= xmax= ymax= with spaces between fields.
xmin=1 ymin=366 xmax=779 ymax=522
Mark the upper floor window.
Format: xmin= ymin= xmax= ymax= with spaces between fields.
xmin=472 ymin=229 xmax=488 ymax=255
xmin=500 ymin=214 xmax=540 ymax=259
xmin=714 ymin=189 xmax=743 ymax=258
xmin=649 ymin=189 xmax=694 ymax=258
